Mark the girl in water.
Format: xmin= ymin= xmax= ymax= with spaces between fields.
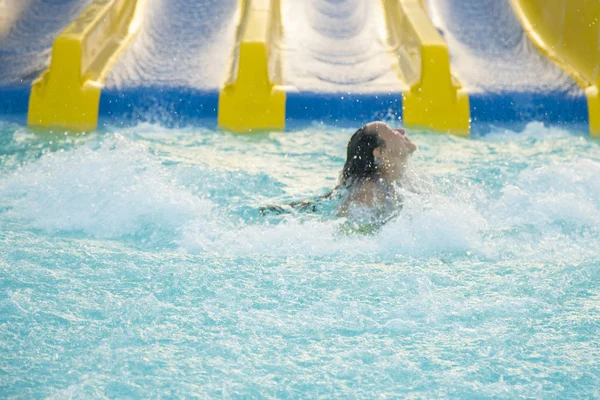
xmin=261 ymin=121 xmax=417 ymax=231
xmin=337 ymin=121 xmax=417 ymax=228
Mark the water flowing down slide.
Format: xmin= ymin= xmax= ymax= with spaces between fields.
xmin=101 ymin=0 xmax=239 ymax=123
xmin=101 ymin=0 xmax=407 ymax=129
xmin=0 ymin=0 xmax=93 ymax=119
xmin=0 ymin=0 xmax=92 ymax=86
xmin=280 ymin=0 xmax=406 ymax=127
xmin=423 ymin=0 xmax=588 ymax=130
xmin=281 ymin=0 xmax=404 ymax=93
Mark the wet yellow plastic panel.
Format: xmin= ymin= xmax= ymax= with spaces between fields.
xmin=218 ymin=0 xmax=286 ymax=133
xmin=510 ymin=0 xmax=600 ymax=137
xmin=28 ymin=0 xmax=144 ymax=131
xmin=382 ymin=0 xmax=470 ymax=136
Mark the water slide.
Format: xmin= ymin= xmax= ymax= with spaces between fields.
xmin=0 ymin=0 xmax=92 ymax=85
xmin=423 ymin=0 xmax=587 ymax=131
xmin=101 ymin=0 xmax=238 ymax=123
xmin=1 ymin=0 xmax=599 ymax=136
xmin=0 ymin=0 xmax=92 ymax=117
xmin=281 ymin=0 xmax=404 ymax=93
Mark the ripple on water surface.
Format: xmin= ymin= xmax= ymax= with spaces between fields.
xmin=0 ymin=121 xmax=599 ymax=398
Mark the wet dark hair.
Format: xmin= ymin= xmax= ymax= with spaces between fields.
xmin=260 ymin=124 xmax=387 ymax=217
xmin=340 ymin=125 xmax=385 ymax=186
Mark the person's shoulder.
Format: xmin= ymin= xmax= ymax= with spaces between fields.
xmin=343 ymin=178 xmax=381 ymax=207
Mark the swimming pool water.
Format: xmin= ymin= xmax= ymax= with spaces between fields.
xmin=1 ymin=121 xmax=599 ymax=398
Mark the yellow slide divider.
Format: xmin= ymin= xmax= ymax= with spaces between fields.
xmin=382 ymin=0 xmax=470 ymax=135
xmin=218 ymin=0 xmax=286 ymax=133
xmin=28 ymin=0 xmax=145 ymax=131
xmin=510 ymin=0 xmax=600 ymax=137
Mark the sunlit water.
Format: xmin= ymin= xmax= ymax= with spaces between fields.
xmin=1 ymin=121 xmax=599 ymax=398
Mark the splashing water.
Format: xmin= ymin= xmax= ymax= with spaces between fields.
xmin=1 ymin=121 xmax=599 ymax=397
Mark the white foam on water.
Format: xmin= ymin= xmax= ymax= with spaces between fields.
xmin=491 ymin=160 xmax=600 ymax=228
xmin=2 ymin=122 xmax=600 ymax=399
xmin=189 ymin=122 xmax=599 ymax=260
xmin=176 ymin=178 xmax=489 ymax=258
xmin=0 ymin=134 xmax=213 ymax=239
xmin=482 ymin=121 xmax=576 ymax=141
xmin=1 ymin=122 xmax=599 ymax=263
xmin=180 ymin=217 xmax=375 ymax=257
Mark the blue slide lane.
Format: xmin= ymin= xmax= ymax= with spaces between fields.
xmin=286 ymin=92 xmax=402 ymax=130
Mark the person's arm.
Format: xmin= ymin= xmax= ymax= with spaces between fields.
xmin=259 ymin=189 xmax=336 ymax=216
xmin=288 ymin=189 xmax=335 ymax=212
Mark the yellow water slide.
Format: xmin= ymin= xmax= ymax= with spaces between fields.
xmin=382 ymin=0 xmax=470 ymax=135
xmin=218 ymin=0 xmax=286 ymax=133
xmin=220 ymin=0 xmax=470 ymax=134
xmin=510 ymin=0 xmax=600 ymax=136
xmin=28 ymin=0 xmax=145 ymax=131
xmin=22 ymin=0 xmax=600 ymax=135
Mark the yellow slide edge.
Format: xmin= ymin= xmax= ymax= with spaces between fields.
xmin=218 ymin=0 xmax=286 ymax=133
xmin=28 ymin=0 xmax=145 ymax=132
xmin=382 ymin=0 xmax=470 ymax=136
xmin=510 ymin=0 xmax=600 ymax=137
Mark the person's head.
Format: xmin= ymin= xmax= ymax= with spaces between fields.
xmin=340 ymin=121 xmax=416 ymax=185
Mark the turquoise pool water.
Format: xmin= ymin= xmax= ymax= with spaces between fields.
xmin=1 ymin=121 xmax=599 ymax=398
